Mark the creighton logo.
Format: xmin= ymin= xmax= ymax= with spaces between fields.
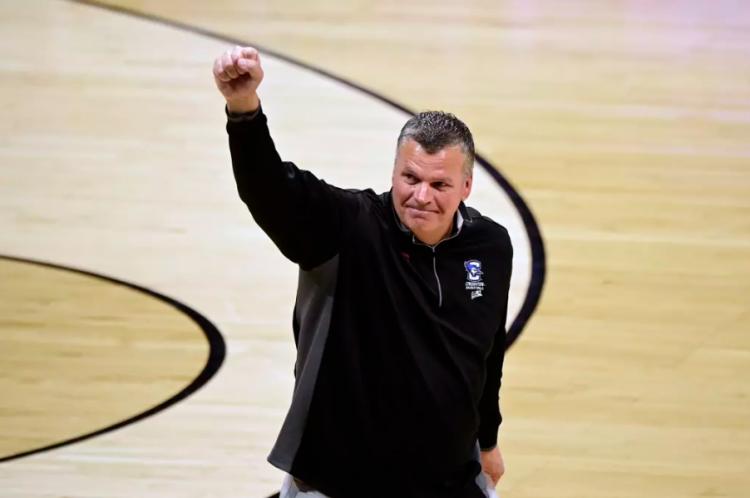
xmin=464 ymin=259 xmax=485 ymax=300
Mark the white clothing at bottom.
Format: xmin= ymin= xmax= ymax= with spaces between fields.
xmin=478 ymin=471 xmax=500 ymax=498
xmin=280 ymin=473 xmax=329 ymax=498
xmin=279 ymin=473 xmax=499 ymax=498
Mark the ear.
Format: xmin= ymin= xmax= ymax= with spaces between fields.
xmin=462 ymin=174 xmax=473 ymax=201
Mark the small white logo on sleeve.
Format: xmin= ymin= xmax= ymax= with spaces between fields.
xmin=464 ymin=259 xmax=485 ymax=300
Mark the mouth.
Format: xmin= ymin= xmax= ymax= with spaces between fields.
xmin=405 ymin=206 xmax=436 ymax=214
xmin=405 ymin=207 xmax=434 ymax=219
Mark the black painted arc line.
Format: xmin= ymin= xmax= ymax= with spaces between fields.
xmin=67 ymin=0 xmax=547 ymax=349
xmin=25 ymin=1 xmax=547 ymax=494
xmin=0 ymin=254 xmax=227 ymax=464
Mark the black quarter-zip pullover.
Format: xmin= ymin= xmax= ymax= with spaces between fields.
xmin=227 ymin=108 xmax=513 ymax=498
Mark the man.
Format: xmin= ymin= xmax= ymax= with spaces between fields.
xmin=213 ymin=46 xmax=512 ymax=498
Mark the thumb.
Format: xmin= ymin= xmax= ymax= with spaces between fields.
xmin=238 ymin=57 xmax=263 ymax=80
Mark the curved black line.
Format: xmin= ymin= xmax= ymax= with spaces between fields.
xmin=67 ymin=0 xmax=546 ymax=349
xmin=478 ymin=161 xmax=546 ymax=347
xmin=32 ymin=3 xmax=546 ymax=495
xmin=0 ymin=254 xmax=226 ymax=464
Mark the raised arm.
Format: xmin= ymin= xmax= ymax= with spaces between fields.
xmin=213 ymin=46 xmax=356 ymax=269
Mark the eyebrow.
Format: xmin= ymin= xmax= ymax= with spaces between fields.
xmin=402 ymin=167 xmax=453 ymax=184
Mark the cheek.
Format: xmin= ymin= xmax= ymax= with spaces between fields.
xmin=434 ymin=195 xmax=462 ymax=219
xmin=394 ymin=183 xmax=412 ymax=203
xmin=435 ymin=193 xmax=456 ymax=211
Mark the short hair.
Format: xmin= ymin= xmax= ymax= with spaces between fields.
xmin=396 ymin=111 xmax=475 ymax=177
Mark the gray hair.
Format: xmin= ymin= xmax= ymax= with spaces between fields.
xmin=396 ymin=111 xmax=475 ymax=177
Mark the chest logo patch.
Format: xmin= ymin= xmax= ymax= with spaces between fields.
xmin=464 ymin=259 xmax=485 ymax=300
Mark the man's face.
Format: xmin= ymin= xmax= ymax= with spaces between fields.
xmin=391 ymin=138 xmax=472 ymax=245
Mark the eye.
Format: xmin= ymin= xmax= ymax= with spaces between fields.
xmin=432 ymin=181 xmax=448 ymax=190
xmin=404 ymin=173 xmax=418 ymax=184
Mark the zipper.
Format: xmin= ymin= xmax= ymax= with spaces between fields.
xmin=413 ymin=229 xmax=460 ymax=308
xmin=431 ymin=247 xmax=443 ymax=307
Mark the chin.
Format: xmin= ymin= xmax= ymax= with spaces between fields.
xmin=407 ymin=220 xmax=437 ymax=237
xmin=405 ymin=214 xmax=430 ymax=228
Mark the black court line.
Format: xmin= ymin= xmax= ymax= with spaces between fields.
xmin=67 ymin=0 xmax=547 ymax=349
xmin=0 ymin=254 xmax=226 ymax=464
xmin=17 ymin=1 xmax=548 ymax=494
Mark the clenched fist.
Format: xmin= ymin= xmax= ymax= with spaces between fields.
xmin=213 ymin=46 xmax=264 ymax=113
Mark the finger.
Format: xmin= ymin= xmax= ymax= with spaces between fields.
xmin=485 ymin=471 xmax=498 ymax=487
xmin=240 ymin=46 xmax=259 ymax=61
xmin=241 ymin=59 xmax=264 ymax=83
xmin=222 ymin=51 xmax=239 ymax=79
xmin=216 ymin=71 xmax=233 ymax=83
xmin=230 ymin=45 xmax=243 ymax=65
xmin=493 ymin=468 xmax=504 ymax=484
xmin=212 ymin=57 xmax=223 ymax=78
xmin=232 ymin=46 xmax=250 ymax=75
xmin=214 ymin=57 xmax=232 ymax=83
xmin=237 ymin=58 xmax=257 ymax=74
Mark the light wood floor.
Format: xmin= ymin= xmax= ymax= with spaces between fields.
xmin=0 ymin=257 xmax=210 ymax=459
xmin=1 ymin=0 xmax=749 ymax=497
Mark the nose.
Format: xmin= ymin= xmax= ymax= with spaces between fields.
xmin=414 ymin=182 xmax=431 ymax=205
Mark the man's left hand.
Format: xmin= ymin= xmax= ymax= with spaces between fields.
xmin=480 ymin=446 xmax=505 ymax=486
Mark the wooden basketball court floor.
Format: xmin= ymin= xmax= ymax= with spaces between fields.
xmin=1 ymin=1 xmax=748 ymax=497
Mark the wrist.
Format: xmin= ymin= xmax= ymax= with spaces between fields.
xmin=226 ymin=94 xmax=260 ymax=114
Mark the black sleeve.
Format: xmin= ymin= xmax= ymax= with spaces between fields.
xmin=477 ymin=229 xmax=513 ymax=450
xmin=226 ymin=107 xmax=357 ymax=270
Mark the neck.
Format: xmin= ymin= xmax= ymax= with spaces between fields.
xmin=413 ymin=224 xmax=453 ymax=246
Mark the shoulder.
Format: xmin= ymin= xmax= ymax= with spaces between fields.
xmin=328 ymin=186 xmax=380 ymax=207
xmin=322 ymin=186 xmax=385 ymax=221
xmin=321 ymin=184 xmax=378 ymax=204
xmin=463 ymin=206 xmax=513 ymax=254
